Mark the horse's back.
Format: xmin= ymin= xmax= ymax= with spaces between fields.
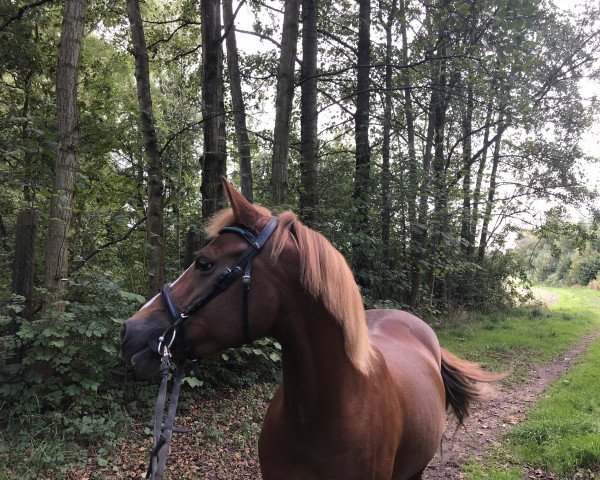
xmin=367 ymin=309 xmax=446 ymax=479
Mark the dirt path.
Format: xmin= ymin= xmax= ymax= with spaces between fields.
xmin=423 ymin=329 xmax=600 ymax=479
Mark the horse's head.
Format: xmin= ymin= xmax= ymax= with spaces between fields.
xmin=120 ymin=179 xmax=293 ymax=378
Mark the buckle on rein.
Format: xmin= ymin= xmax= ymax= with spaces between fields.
xmin=145 ymin=319 xmax=189 ymax=480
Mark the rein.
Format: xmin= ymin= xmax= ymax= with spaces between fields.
xmin=145 ymin=216 xmax=279 ymax=480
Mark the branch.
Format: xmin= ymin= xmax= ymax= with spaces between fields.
xmin=165 ymin=43 xmax=202 ymax=64
xmin=147 ymin=20 xmax=197 ymax=52
xmin=71 ymin=216 xmax=147 ymax=274
xmin=160 ymin=109 xmax=236 ymax=154
xmin=0 ymin=0 xmax=55 ymax=32
xmin=220 ymin=0 xmax=247 ymax=43
xmin=160 ymin=121 xmax=203 ymax=155
xmin=236 ymin=28 xmax=282 ymax=50
xmin=249 ymin=129 xmax=301 ymax=153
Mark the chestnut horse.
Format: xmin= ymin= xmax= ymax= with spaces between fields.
xmin=121 ymin=179 xmax=502 ymax=480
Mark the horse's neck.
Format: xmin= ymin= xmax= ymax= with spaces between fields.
xmin=274 ymin=297 xmax=367 ymax=422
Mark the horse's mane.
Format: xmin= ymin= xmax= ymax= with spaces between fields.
xmin=206 ymin=208 xmax=375 ymax=376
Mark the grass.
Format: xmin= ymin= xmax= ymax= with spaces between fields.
xmin=436 ymin=286 xmax=600 ymax=383
xmin=456 ymin=286 xmax=600 ymax=479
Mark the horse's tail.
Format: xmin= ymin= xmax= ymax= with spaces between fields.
xmin=440 ymin=348 xmax=507 ymax=426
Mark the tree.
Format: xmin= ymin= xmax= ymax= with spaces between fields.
xmin=126 ymin=0 xmax=165 ymax=295
xmin=352 ymin=0 xmax=371 ymax=279
xmin=224 ymin=0 xmax=253 ymax=201
xmin=299 ymin=0 xmax=318 ymax=224
xmin=200 ymin=0 xmax=227 ymax=219
xmin=380 ymin=0 xmax=397 ymax=270
xmin=45 ymin=0 xmax=86 ymax=307
xmin=271 ymin=0 xmax=301 ymax=205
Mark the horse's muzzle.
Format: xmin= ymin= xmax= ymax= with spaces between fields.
xmin=120 ymin=312 xmax=169 ymax=380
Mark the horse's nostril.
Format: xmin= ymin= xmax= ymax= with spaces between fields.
xmin=120 ymin=324 xmax=127 ymax=343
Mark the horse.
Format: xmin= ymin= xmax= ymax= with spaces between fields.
xmin=120 ymin=178 xmax=503 ymax=480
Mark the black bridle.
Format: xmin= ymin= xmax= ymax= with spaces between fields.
xmin=145 ymin=215 xmax=279 ymax=480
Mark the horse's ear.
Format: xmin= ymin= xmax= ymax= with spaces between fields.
xmin=221 ymin=176 xmax=262 ymax=226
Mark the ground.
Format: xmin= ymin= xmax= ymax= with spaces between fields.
xmin=71 ymin=290 xmax=599 ymax=480
xmin=423 ymin=329 xmax=600 ymax=480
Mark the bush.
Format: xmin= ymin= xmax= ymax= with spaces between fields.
xmin=587 ymin=272 xmax=600 ymax=291
xmin=567 ymin=249 xmax=600 ymax=286
xmin=445 ymin=251 xmax=531 ymax=312
xmin=0 ymin=272 xmax=143 ymax=418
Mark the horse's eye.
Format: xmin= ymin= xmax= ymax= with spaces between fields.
xmin=195 ymin=258 xmax=214 ymax=272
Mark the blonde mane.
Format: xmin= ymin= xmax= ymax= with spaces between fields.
xmin=206 ymin=208 xmax=375 ymax=376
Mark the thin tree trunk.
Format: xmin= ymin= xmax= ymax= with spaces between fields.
xmin=11 ymin=209 xmax=38 ymax=332
xmin=409 ymin=60 xmax=443 ymax=306
xmin=201 ymin=0 xmax=227 ymax=218
xmin=478 ymin=117 xmax=505 ymax=261
xmin=352 ymin=0 xmax=371 ymax=281
xmin=459 ymin=83 xmax=474 ymax=256
xmin=45 ymin=0 xmax=85 ymax=307
xmin=271 ymin=0 xmax=301 ymax=205
xmin=223 ymin=0 xmax=253 ymax=201
xmin=470 ymin=99 xmax=493 ymax=249
xmin=127 ymin=0 xmax=165 ymax=296
xmin=381 ymin=0 xmax=397 ymax=268
xmin=400 ymin=0 xmax=417 ymax=231
xmin=299 ymin=0 xmax=318 ymax=225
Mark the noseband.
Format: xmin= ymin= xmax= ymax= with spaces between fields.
xmin=156 ymin=215 xmax=279 ymax=371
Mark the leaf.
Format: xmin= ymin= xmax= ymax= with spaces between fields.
xmin=183 ymin=376 xmax=203 ymax=388
xmin=269 ymin=352 xmax=281 ymax=363
xmin=119 ymin=290 xmax=146 ymax=303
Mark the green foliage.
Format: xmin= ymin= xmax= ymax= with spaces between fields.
xmin=567 ymin=249 xmax=600 ymax=286
xmin=513 ymin=216 xmax=600 ymax=288
xmin=0 ymin=272 xmax=140 ymax=416
xmin=445 ymin=252 xmax=532 ymax=312
xmin=191 ymin=338 xmax=282 ymax=393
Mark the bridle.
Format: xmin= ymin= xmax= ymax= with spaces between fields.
xmin=145 ymin=215 xmax=279 ymax=480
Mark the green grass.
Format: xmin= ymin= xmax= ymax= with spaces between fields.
xmin=455 ymin=286 xmax=600 ymax=479
xmin=436 ymin=286 xmax=600 ymax=382
xmin=501 ymin=338 xmax=600 ymax=476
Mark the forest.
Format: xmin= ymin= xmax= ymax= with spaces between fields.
xmin=1 ymin=0 xmax=600 ymax=477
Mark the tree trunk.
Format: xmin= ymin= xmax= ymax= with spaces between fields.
xmin=201 ymin=0 xmax=227 ymax=218
xmin=409 ymin=77 xmax=443 ymax=304
xmin=223 ymin=0 xmax=253 ymax=202
xmin=299 ymin=0 xmax=318 ymax=225
xmin=400 ymin=0 xmax=417 ymax=232
xmin=271 ymin=0 xmax=301 ymax=205
xmin=126 ymin=0 xmax=165 ymax=296
xmin=470 ymin=100 xmax=493 ymax=249
xmin=478 ymin=117 xmax=506 ymax=261
xmin=352 ymin=0 xmax=371 ymax=281
xmin=45 ymin=0 xmax=85 ymax=307
xmin=459 ymin=83 xmax=474 ymax=256
xmin=11 ymin=209 xmax=38 ymax=333
xmin=380 ymin=0 xmax=397 ymax=268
